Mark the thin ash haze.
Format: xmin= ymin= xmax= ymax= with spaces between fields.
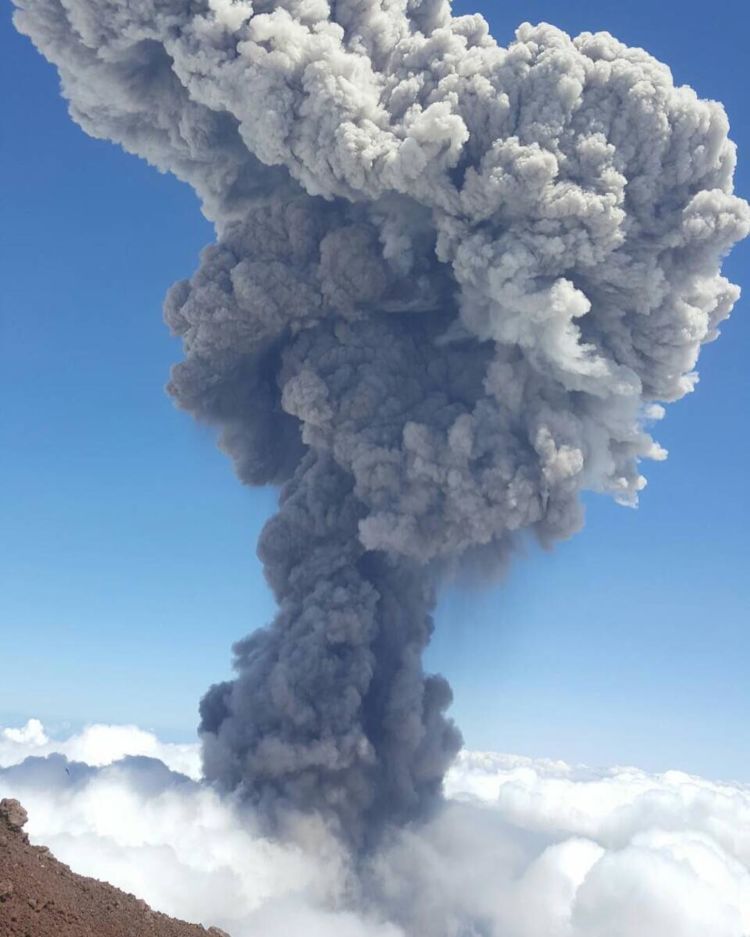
xmin=3 ymin=720 xmax=750 ymax=937
xmin=13 ymin=0 xmax=749 ymax=845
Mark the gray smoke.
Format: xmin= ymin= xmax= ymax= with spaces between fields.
xmin=14 ymin=0 xmax=749 ymax=846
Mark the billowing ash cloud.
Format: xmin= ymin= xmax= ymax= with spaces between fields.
xmin=14 ymin=0 xmax=749 ymax=843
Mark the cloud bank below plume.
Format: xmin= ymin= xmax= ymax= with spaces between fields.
xmin=2 ymin=719 xmax=750 ymax=937
xmin=0 ymin=719 xmax=201 ymax=779
xmin=13 ymin=0 xmax=749 ymax=842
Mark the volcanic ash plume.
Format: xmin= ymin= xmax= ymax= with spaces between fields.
xmin=14 ymin=0 xmax=749 ymax=843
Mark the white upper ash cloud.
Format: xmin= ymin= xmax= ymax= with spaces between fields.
xmin=12 ymin=0 xmax=749 ymax=845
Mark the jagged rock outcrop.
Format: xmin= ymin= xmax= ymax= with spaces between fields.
xmin=0 ymin=799 xmax=230 ymax=937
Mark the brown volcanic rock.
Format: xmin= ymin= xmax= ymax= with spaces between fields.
xmin=0 ymin=799 xmax=230 ymax=937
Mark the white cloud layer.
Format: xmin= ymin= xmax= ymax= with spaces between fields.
xmin=0 ymin=718 xmax=201 ymax=779
xmin=2 ymin=720 xmax=750 ymax=936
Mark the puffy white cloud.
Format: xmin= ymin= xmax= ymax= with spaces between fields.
xmin=0 ymin=718 xmax=201 ymax=779
xmin=446 ymin=749 xmax=750 ymax=861
xmin=2 ymin=720 xmax=750 ymax=936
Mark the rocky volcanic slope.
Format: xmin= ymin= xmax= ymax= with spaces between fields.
xmin=0 ymin=799 xmax=230 ymax=937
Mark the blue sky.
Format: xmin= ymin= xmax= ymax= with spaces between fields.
xmin=1 ymin=1 xmax=748 ymax=780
